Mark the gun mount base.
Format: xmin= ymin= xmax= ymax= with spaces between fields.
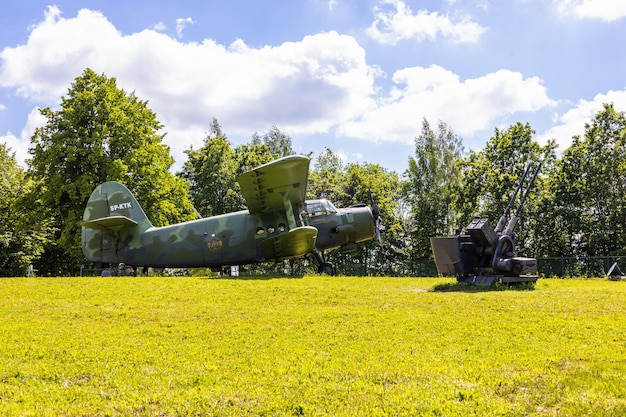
xmin=501 ymin=274 xmax=539 ymax=284
xmin=457 ymin=274 xmax=539 ymax=286
xmin=457 ymin=275 xmax=499 ymax=286
xmin=431 ymin=229 xmax=540 ymax=286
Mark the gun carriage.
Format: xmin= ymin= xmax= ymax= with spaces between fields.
xmin=430 ymin=163 xmax=542 ymax=285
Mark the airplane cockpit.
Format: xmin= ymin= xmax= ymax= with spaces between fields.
xmin=303 ymin=199 xmax=337 ymax=217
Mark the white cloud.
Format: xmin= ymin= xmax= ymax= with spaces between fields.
xmin=333 ymin=149 xmax=364 ymax=164
xmin=0 ymin=6 xmax=121 ymax=102
xmin=555 ymin=0 xmax=626 ymax=21
xmin=152 ymin=22 xmax=167 ymax=32
xmin=0 ymin=7 xmax=377 ymax=167
xmin=6 ymin=4 xmax=601 ymax=171
xmin=175 ymin=17 xmax=195 ymax=38
xmin=367 ymin=0 xmax=487 ymax=44
xmin=0 ymin=132 xmax=25 ymax=166
xmin=0 ymin=107 xmax=46 ymax=168
xmin=475 ymin=1 xmax=489 ymax=13
xmin=339 ymin=65 xmax=556 ymax=143
xmin=537 ymin=88 xmax=626 ymax=149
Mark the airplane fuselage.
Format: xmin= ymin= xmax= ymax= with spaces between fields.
xmin=82 ymin=156 xmax=378 ymax=273
xmin=85 ymin=202 xmax=374 ymax=269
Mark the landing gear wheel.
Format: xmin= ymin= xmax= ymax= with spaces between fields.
xmin=318 ymin=262 xmax=335 ymax=275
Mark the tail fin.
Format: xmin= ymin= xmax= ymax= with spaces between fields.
xmin=82 ymin=181 xmax=152 ymax=263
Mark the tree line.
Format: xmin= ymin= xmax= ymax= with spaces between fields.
xmin=1 ymin=68 xmax=625 ymax=276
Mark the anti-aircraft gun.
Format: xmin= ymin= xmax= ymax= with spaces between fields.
xmin=430 ymin=162 xmax=542 ymax=285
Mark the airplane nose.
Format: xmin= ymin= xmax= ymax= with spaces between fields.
xmin=351 ymin=206 xmax=376 ymax=243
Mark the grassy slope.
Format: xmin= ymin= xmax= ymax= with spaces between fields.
xmin=0 ymin=276 xmax=625 ymax=416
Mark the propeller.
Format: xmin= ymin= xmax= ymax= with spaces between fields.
xmin=369 ymin=192 xmax=384 ymax=247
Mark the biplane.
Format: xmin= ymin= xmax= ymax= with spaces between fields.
xmin=81 ymin=155 xmax=381 ymax=275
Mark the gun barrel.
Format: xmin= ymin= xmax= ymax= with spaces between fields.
xmin=504 ymin=162 xmax=542 ymax=235
xmin=513 ymin=162 xmax=542 ymax=218
xmin=494 ymin=164 xmax=532 ymax=233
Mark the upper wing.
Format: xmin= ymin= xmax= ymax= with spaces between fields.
xmin=238 ymin=155 xmax=310 ymax=215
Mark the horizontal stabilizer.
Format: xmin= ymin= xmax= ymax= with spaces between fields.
xmin=261 ymin=226 xmax=317 ymax=260
xmin=82 ymin=215 xmax=138 ymax=232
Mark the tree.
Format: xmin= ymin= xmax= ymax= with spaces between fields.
xmin=181 ymin=120 xmax=302 ymax=218
xmin=307 ymin=148 xmax=348 ymax=202
xmin=27 ymin=68 xmax=195 ymax=274
xmin=0 ymin=144 xmax=24 ymax=275
xmin=239 ymin=124 xmax=304 ymax=174
xmin=0 ymin=144 xmax=51 ymax=276
xmin=456 ymin=122 xmax=556 ymax=256
xmin=236 ymin=124 xmax=299 ymax=174
xmin=180 ymin=119 xmax=243 ymax=217
xmin=404 ymin=119 xmax=464 ymax=259
xmin=314 ymin=161 xmax=402 ymax=276
xmin=233 ymin=142 xmax=279 ymax=176
xmin=542 ymin=103 xmax=626 ymax=258
xmin=251 ymin=124 xmax=295 ymax=158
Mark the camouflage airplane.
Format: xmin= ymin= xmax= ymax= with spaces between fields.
xmin=81 ymin=155 xmax=381 ymax=275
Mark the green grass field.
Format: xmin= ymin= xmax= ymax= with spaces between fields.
xmin=1 ymin=276 xmax=625 ymax=416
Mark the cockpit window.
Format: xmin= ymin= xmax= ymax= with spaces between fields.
xmin=304 ymin=199 xmax=337 ymax=216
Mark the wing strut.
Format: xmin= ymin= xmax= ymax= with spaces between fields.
xmin=279 ymin=188 xmax=298 ymax=230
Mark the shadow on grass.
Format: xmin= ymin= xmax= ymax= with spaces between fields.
xmin=199 ymin=274 xmax=306 ymax=281
xmin=431 ymin=281 xmax=536 ymax=293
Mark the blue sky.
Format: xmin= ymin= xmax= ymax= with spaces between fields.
xmin=2 ymin=0 xmax=626 ymax=174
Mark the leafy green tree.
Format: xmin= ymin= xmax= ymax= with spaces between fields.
xmin=233 ymin=142 xmax=279 ymax=176
xmin=404 ymin=119 xmax=464 ymax=259
xmin=308 ymin=149 xmax=407 ymax=276
xmin=233 ymin=125 xmax=304 ymax=177
xmin=456 ymin=122 xmax=556 ymax=256
xmin=27 ymin=68 xmax=195 ymax=274
xmin=180 ymin=119 xmax=296 ymax=219
xmin=320 ymin=161 xmax=402 ymax=276
xmin=0 ymin=144 xmax=24 ymax=274
xmin=0 ymin=144 xmax=51 ymax=276
xmin=251 ymin=124 xmax=295 ymax=158
xmin=542 ymin=103 xmax=626 ymax=258
xmin=180 ymin=119 xmax=243 ymax=216
xmin=307 ymin=147 xmax=348 ymax=202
